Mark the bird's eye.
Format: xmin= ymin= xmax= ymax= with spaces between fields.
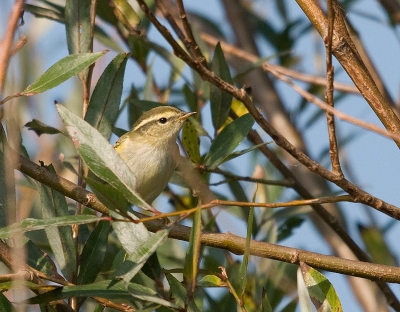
xmin=158 ymin=117 xmax=167 ymax=124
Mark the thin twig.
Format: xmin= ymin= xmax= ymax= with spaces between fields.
xmin=0 ymin=0 xmax=24 ymax=95
xmin=325 ymin=0 xmax=343 ymax=176
xmin=200 ymin=32 xmax=360 ymax=94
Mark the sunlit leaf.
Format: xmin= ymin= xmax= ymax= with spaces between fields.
xmin=22 ymin=52 xmax=106 ymax=95
xmin=300 ymin=262 xmax=343 ymax=312
xmin=110 ymin=0 xmax=141 ymax=35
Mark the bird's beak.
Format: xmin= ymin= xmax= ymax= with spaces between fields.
xmin=178 ymin=111 xmax=196 ymax=121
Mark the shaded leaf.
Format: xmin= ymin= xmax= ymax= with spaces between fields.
xmin=85 ymin=53 xmax=130 ymax=139
xmin=40 ymin=176 xmax=76 ymax=280
xmin=22 ymin=52 xmax=106 ymax=95
xmin=78 ymin=221 xmax=111 ymax=285
xmin=204 ymin=113 xmax=254 ymax=169
xmin=24 ymin=4 xmax=64 ymax=22
xmin=25 ymin=119 xmax=66 ymax=136
xmin=210 ymin=42 xmax=232 ymax=130
xmin=26 ymin=240 xmax=59 ymax=277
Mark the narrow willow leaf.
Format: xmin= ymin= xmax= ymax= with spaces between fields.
xmin=166 ymin=273 xmax=201 ymax=312
xmin=78 ymin=221 xmax=111 ymax=285
xmin=22 ymin=52 xmax=106 ymax=95
xmin=0 ymin=124 xmax=14 ymax=228
xmin=297 ymin=267 xmax=313 ymax=312
xmin=25 ymin=119 xmax=67 ymax=136
xmin=26 ymin=240 xmax=58 ymax=277
xmin=183 ymin=205 xmax=202 ymax=297
xmin=110 ymin=0 xmax=141 ymax=35
xmin=40 ymin=179 xmax=76 ymax=280
xmin=204 ymin=113 xmax=254 ymax=169
xmin=239 ymin=194 xmax=255 ymax=297
xmin=0 ymin=215 xmax=101 ymax=239
xmin=85 ymin=53 xmax=130 ymax=139
xmin=358 ymin=224 xmax=397 ymax=266
xmin=220 ymin=142 xmax=271 ymax=164
xmin=28 ymin=280 xmax=132 ymax=303
xmin=300 ymin=262 xmax=343 ymax=312
xmin=65 ymin=0 xmax=91 ymax=55
xmin=128 ymin=283 xmax=179 ymax=308
xmin=114 ymin=229 xmax=169 ymax=282
xmin=182 ymin=118 xmax=201 ymax=164
xmin=24 ymin=4 xmax=64 ymax=22
xmin=197 ymin=275 xmax=225 ymax=287
xmin=56 ymin=104 xmax=151 ymax=209
xmin=210 ymin=42 xmax=232 ymax=130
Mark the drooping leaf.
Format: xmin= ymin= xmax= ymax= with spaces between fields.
xmin=56 ymin=104 xmax=151 ymax=209
xmin=22 ymin=52 xmax=106 ymax=95
xmin=26 ymin=240 xmax=59 ymax=277
xmin=85 ymin=53 xmax=130 ymax=139
xmin=204 ymin=113 xmax=254 ymax=169
xmin=0 ymin=215 xmax=101 ymax=239
xmin=24 ymin=4 xmax=64 ymax=22
xmin=300 ymin=262 xmax=343 ymax=312
xmin=210 ymin=42 xmax=232 ymax=130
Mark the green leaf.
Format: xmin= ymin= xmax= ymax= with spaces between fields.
xmin=182 ymin=118 xmax=201 ymax=164
xmin=114 ymin=229 xmax=169 ymax=282
xmin=204 ymin=113 xmax=254 ymax=169
xmin=300 ymin=262 xmax=343 ymax=312
xmin=358 ymin=224 xmax=397 ymax=266
xmin=110 ymin=0 xmax=141 ymax=35
xmin=166 ymin=273 xmax=201 ymax=312
xmin=0 ymin=124 xmax=14 ymax=228
xmin=220 ymin=142 xmax=271 ymax=164
xmin=0 ymin=293 xmax=14 ymax=311
xmin=78 ymin=220 xmax=111 ymax=285
xmin=40 ymin=176 xmax=76 ymax=280
xmin=65 ymin=0 xmax=91 ymax=55
xmin=22 ymin=52 xmax=106 ymax=95
xmin=24 ymin=4 xmax=64 ymax=22
xmin=197 ymin=275 xmax=225 ymax=287
xmin=85 ymin=53 xmax=130 ymax=139
xmin=239 ymin=194 xmax=255 ymax=297
xmin=25 ymin=119 xmax=66 ymax=136
xmin=183 ymin=206 xmax=202 ymax=298
xmin=0 ymin=215 xmax=101 ymax=239
xmin=127 ymin=283 xmax=179 ymax=308
xmin=56 ymin=104 xmax=151 ymax=209
xmin=26 ymin=240 xmax=58 ymax=277
xmin=210 ymin=42 xmax=232 ymax=130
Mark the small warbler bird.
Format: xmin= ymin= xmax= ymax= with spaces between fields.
xmin=114 ymin=106 xmax=195 ymax=205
